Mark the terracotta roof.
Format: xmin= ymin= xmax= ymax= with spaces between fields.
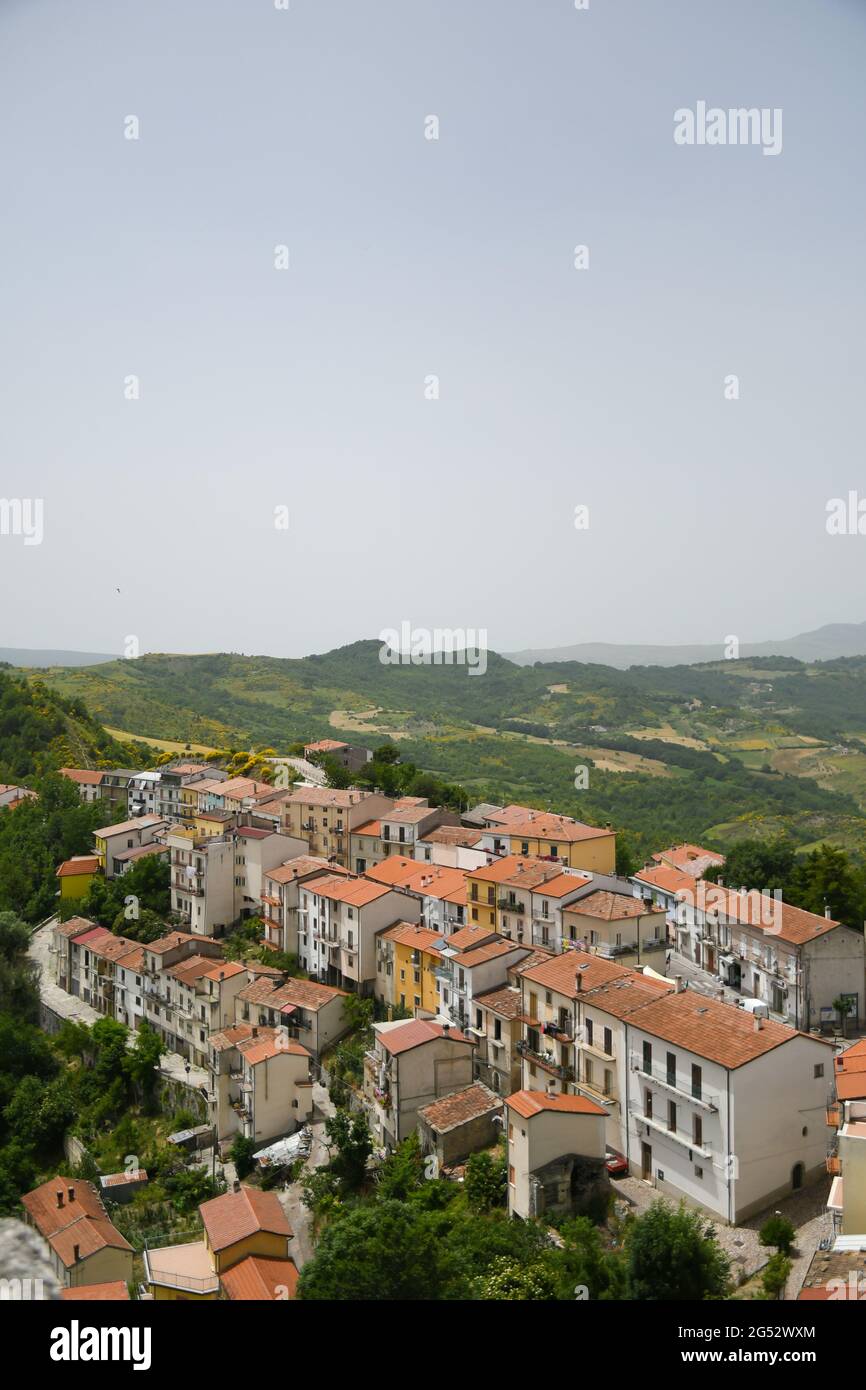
xmin=455 ymin=939 xmax=527 ymax=969
xmin=115 ymin=945 xmax=146 ymax=972
xmin=581 ymin=973 xmax=674 ymax=1019
xmin=470 ymin=854 xmax=585 ymax=888
xmin=307 ymin=875 xmax=391 ymax=907
xmin=419 ymin=1082 xmax=503 ymax=1132
xmin=378 ymin=921 xmax=446 ymax=952
xmin=200 ymin=960 xmax=246 ymax=984
xmin=510 ymin=948 xmax=555 ymax=975
xmin=506 ymin=1089 xmax=608 ymax=1118
xmin=474 ymin=984 xmax=524 ymax=1019
xmin=564 ymin=891 xmax=651 ymax=922
xmin=519 ymin=949 xmax=632 ymax=998
xmin=54 ymin=916 xmax=98 ymax=939
xmin=287 ymin=787 xmax=369 ymax=807
xmin=632 ymin=864 xmax=697 ymax=896
xmin=56 ymin=856 xmax=101 ymax=878
xmin=95 ymin=814 xmax=164 ymax=837
xmin=22 ymin=1177 xmax=106 ymax=1237
xmin=365 ymin=858 xmax=468 ymax=900
xmin=497 ymin=811 xmax=613 ymax=843
xmin=697 ymin=884 xmax=841 ymax=948
xmin=652 ymin=843 xmax=726 ymax=878
xmin=220 ymin=1255 xmax=299 ymax=1301
xmin=265 ymin=856 xmax=347 ymax=885
xmin=835 ymin=1071 xmax=866 ymax=1102
xmin=421 ymin=826 xmax=484 ymax=848
xmin=352 ymin=820 xmax=381 ymax=837
xmin=200 ymin=1187 xmax=292 ymax=1252
xmin=447 ymin=924 xmax=499 ymax=951
xmin=60 ymin=1281 xmax=130 ymax=1301
xmin=146 ymin=931 xmax=205 ymax=954
xmin=167 ymin=955 xmax=220 ymax=986
xmin=377 ymin=1019 xmax=473 ymax=1056
xmin=112 ymin=843 xmax=168 ymax=863
xmin=304 ymin=739 xmax=348 ymax=753
xmin=627 ymin=989 xmax=816 ymax=1068
xmin=60 ymin=768 xmax=104 ymax=786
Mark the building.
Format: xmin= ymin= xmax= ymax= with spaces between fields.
xmin=144 ymin=1187 xmax=291 ymax=1301
xmin=562 ymin=889 xmax=668 ymax=966
xmin=234 ymin=972 xmax=350 ymax=1060
xmin=60 ymin=1281 xmax=130 ymax=1301
xmin=298 ymin=873 xmax=420 ymax=993
xmin=414 ymin=825 xmax=491 ymax=871
xmin=127 ymin=771 xmax=162 ymax=819
xmin=97 ymin=769 xmax=141 ymax=818
xmin=471 ymin=804 xmax=617 ymax=873
xmin=651 ymin=876 xmax=866 ymax=1030
xmin=505 ymin=1089 xmax=608 ymax=1221
xmin=471 ymin=983 xmax=525 ymax=1096
xmin=651 ymin=842 xmax=726 ymax=879
xmin=418 ymin=1082 xmax=504 ymax=1168
xmin=303 ymin=738 xmax=372 ymax=772
xmin=283 ymin=787 xmax=395 ymax=867
xmin=364 ymin=855 xmax=468 ymax=935
xmin=55 ymin=855 xmax=100 ymax=905
xmin=94 ymin=814 xmax=167 ymax=878
xmin=21 ymin=1178 xmax=133 ymax=1291
xmin=261 ymin=856 xmax=350 ymax=954
xmin=364 ymin=1018 xmax=475 ymax=1151
xmin=59 ymin=768 xmax=105 ymax=804
xmin=376 ymin=921 xmax=445 ymax=1016
xmin=208 ymin=1022 xmax=313 ymax=1145
xmin=157 ymin=763 xmax=225 ymax=824
xmin=166 ymin=823 xmax=308 ymax=938
xmin=436 ymin=927 xmax=531 ymax=1030
xmin=465 ymin=854 xmax=592 ymax=945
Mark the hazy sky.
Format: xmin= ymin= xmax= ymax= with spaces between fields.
xmin=2 ymin=0 xmax=865 ymax=660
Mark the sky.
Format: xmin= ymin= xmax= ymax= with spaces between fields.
xmin=1 ymin=0 xmax=865 ymax=661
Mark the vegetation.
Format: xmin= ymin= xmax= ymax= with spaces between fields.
xmin=758 ymin=1213 xmax=796 ymax=1256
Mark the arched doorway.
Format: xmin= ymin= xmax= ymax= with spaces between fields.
xmin=792 ymin=1161 xmax=805 ymax=1191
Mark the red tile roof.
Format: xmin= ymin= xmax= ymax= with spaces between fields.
xmin=60 ymin=1281 xmax=130 ymax=1301
xmin=378 ymin=1019 xmax=472 ymax=1056
xmin=200 ymin=1187 xmax=292 ymax=1253
xmin=220 ymin=1255 xmax=299 ymax=1301
xmin=419 ymin=1082 xmax=503 ymax=1132
xmin=506 ymin=1089 xmax=608 ymax=1118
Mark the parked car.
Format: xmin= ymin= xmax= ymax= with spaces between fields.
xmin=605 ymin=1147 xmax=628 ymax=1176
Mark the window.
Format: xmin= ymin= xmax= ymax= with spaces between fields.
xmin=644 ymin=1090 xmax=652 ymax=1119
xmin=494 ymin=1018 xmax=502 ymax=1041
xmin=584 ymin=1058 xmax=593 ymax=1087
xmin=667 ymin=1101 xmax=676 ymax=1133
xmin=693 ymin=1114 xmax=702 ymax=1147
xmin=604 ymin=1068 xmax=612 ymax=1096
xmin=642 ymin=1040 xmax=652 ymax=1074
xmin=508 ymin=1165 xmax=515 ymax=1186
xmin=475 ymin=1009 xmax=482 ymax=1029
xmin=691 ymin=1063 xmax=702 ymax=1100
xmin=666 ymin=1052 xmax=676 ymax=1086
xmin=603 ymin=1027 xmax=612 ymax=1056
xmin=586 ymin=1018 xmax=594 ymax=1047
xmin=814 ymin=1064 xmax=824 ymax=1079
xmin=694 ymin=1165 xmax=704 ymax=1179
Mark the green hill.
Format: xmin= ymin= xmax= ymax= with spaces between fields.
xmin=18 ymin=644 xmax=866 ymax=862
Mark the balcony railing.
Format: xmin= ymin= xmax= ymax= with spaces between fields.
xmin=629 ymin=1055 xmax=719 ymax=1112
xmin=517 ymin=1039 xmax=574 ymax=1081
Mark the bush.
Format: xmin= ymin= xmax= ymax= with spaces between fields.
xmin=761 ymin=1252 xmax=792 ymax=1300
xmin=230 ymin=1135 xmax=257 ymax=1179
xmin=758 ymin=1214 xmax=795 ymax=1256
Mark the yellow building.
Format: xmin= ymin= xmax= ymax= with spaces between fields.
xmin=145 ymin=1186 xmax=292 ymax=1300
xmin=56 ymin=855 xmax=101 ymax=904
xmin=376 ymin=922 xmax=444 ymax=1016
xmin=484 ymin=808 xmax=616 ymax=874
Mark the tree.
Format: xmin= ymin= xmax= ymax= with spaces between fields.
xmin=545 ymin=1215 xmax=626 ymax=1301
xmin=465 ymin=1149 xmax=507 ymax=1212
xmin=230 ymin=1135 xmax=257 ymax=1179
xmin=833 ymin=995 xmax=856 ymax=1039
xmin=124 ymin=1023 xmax=164 ymax=1099
xmin=761 ymin=1252 xmax=792 ymax=1300
xmin=625 ymin=1201 xmax=731 ymax=1301
xmin=376 ymin=1133 xmax=424 ymax=1200
xmin=758 ymin=1213 xmax=795 ymax=1256
xmin=703 ymin=836 xmax=797 ymax=896
xmin=475 ymin=1255 xmax=557 ymax=1300
xmin=298 ymin=1200 xmax=445 ymax=1300
xmin=325 ymin=1109 xmax=372 ymax=1194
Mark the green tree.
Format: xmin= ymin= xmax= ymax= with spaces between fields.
xmin=465 ymin=1149 xmax=507 ymax=1213
xmin=758 ymin=1213 xmax=795 ymax=1256
xmin=703 ymin=837 xmax=797 ymax=896
xmin=230 ymin=1135 xmax=257 ymax=1179
xmin=325 ymin=1109 xmax=372 ymax=1194
xmin=475 ymin=1255 xmax=557 ymax=1300
xmin=625 ymin=1201 xmax=731 ymax=1301
xmin=298 ymin=1200 xmax=445 ymax=1300
xmin=124 ymin=1023 xmax=164 ymax=1099
xmin=761 ymin=1252 xmax=792 ymax=1300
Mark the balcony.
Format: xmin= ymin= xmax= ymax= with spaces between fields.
xmin=517 ymin=1039 xmax=574 ymax=1081
xmin=635 ymin=1109 xmax=713 ymax=1160
xmin=629 ymin=1055 xmax=719 ymax=1112
xmin=498 ymin=898 xmax=523 ymax=914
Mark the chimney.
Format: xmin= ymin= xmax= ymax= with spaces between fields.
xmin=56 ymin=1190 xmax=64 ymax=1209
xmin=546 ymin=1079 xmax=557 ymax=1095
xmin=606 ymin=822 xmax=612 ymax=831
xmin=754 ymin=1015 xmax=762 ymax=1032
xmin=575 ymin=972 xmax=583 ymax=992
xmin=675 ymin=976 xmax=684 ymax=994
xmin=442 ymin=1022 xmax=450 ymax=1034
xmin=72 ymin=1244 xmax=80 ymax=1264
xmin=67 ymin=1186 xmax=74 ymax=1202
xmin=824 ymin=903 xmax=833 ymax=920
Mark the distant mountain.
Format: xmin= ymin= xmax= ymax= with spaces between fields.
xmin=505 ymin=622 xmax=866 ymax=669
xmin=0 ymin=648 xmax=116 ymax=668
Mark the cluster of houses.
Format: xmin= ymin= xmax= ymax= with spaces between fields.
xmin=40 ymin=760 xmax=866 ymax=1294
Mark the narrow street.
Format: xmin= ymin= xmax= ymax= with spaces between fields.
xmin=280 ymin=1081 xmax=336 ymax=1270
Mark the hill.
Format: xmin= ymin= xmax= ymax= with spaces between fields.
xmin=506 ymin=620 xmax=866 ymax=668
xmin=0 ymin=647 xmax=117 ymax=668
xmin=19 ymin=643 xmax=866 ymax=862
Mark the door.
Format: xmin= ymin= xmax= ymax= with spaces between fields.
xmin=641 ymin=1142 xmax=652 ymax=1181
